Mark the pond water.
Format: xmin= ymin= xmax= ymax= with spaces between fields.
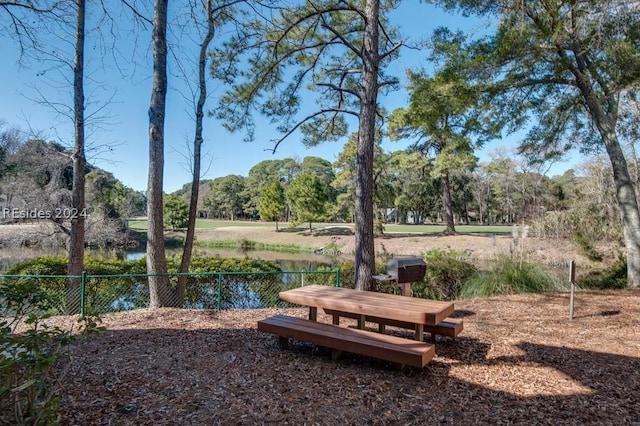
xmin=0 ymin=245 xmax=341 ymax=273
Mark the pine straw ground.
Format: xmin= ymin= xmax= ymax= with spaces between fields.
xmin=40 ymin=288 xmax=640 ymax=425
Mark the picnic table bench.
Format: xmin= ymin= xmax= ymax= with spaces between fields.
xmin=258 ymin=285 xmax=461 ymax=368
xmin=258 ymin=315 xmax=435 ymax=368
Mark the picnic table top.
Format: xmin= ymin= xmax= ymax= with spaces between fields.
xmin=279 ymin=285 xmax=454 ymax=327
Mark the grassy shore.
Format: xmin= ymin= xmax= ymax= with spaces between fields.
xmin=126 ymin=219 xmax=513 ymax=235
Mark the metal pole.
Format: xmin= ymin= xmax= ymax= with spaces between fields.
xmin=569 ymin=260 xmax=576 ymax=320
xmin=217 ymin=272 xmax=222 ymax=310
xmin=80 ymin=270 xmax=86 ymax=319
xmin=335 ymin=269 xmax=340 ymax=287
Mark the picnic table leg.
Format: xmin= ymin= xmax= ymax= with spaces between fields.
xmin=309 ymin=307 xmax=318 ymax=321
xmin=357 ymin=314 xmax=366 ymax=329
xmin=278 ymin=336 xmax=289 ymax=349
xmin=414 ymin=324 xmax=424 ymax=342
xmin=332 ymin=313 xmax=340 ymax=325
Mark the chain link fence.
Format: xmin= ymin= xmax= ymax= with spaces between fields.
xmin=0 ymin=256 xmax=575 ymax=318
xmin=0 ymin=269 xmax=341 ymax=316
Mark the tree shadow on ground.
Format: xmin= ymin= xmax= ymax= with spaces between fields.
xmin=57 ymin=321 xmax=640 ymax=425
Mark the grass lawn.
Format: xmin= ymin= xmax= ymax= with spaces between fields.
xmin=127 ymin=219 xmax=512 ymax=235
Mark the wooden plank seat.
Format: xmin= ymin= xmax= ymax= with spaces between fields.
xmin=258 ymin=315 xmax=435 ymax=368
xmin=324 ymin=309 xmax=463 ymax=342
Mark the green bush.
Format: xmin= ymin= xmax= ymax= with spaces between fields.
xmin=332 ymin=260 xmax=356 ymax=289
xmin=0 ymin=278 xmax=102 ymax=424
xmin=418 ymin=250 xmax=478 ymax=300
xmin=577 ymin=260 xmax=627 ymax=290
xmin=5 ymin=257 xmax=68 ymax=276
xmin=5 ymin=256 xmax=148 ymax=277
xmin=460 ymin=256 xmax=566 ymax=299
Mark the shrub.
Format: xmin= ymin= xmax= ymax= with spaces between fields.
xmin=460 ymin=256 xmax=566 ymax=299
xmin=5 ymin=257 xmax=68 ymax=276
xmin=0 ymin=278 xmax=102 ymax=424
xmin=577 ymin=259 xmax=627 ymax=290
xmin=419 ymin=250 xmax=478 ymax=300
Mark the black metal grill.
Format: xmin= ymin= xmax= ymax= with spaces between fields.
xmin=385 ymin=258 xmax=427 ymax=283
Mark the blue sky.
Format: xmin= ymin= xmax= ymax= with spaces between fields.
xmin=0 ymin=2 xmax=582 ymax=193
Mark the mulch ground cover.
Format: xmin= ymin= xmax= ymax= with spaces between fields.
xmin=50 ymin=288 xmax=640 ymax=425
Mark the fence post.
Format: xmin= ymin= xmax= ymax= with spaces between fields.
xmin=80 ymin=270 xmax=87 ymax=319
xmin=217 ymin=272 xmax=222 ymax=310
xmin=335 ymin=269 xmax=340 ymax=287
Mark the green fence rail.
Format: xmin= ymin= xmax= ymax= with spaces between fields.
xmin=0 ymin=269 xmax=341 ymax=316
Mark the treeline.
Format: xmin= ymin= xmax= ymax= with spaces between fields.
xmin=172 ymin=142 xmax=625 ymax=246
xmin=0 ymin=129 xmax=145 ymax=246
xmin=0 ymin=123 xmax=627 ymax=253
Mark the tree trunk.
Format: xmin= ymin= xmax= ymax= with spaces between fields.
xmin=147 ymin=0 xmax=172 ymax=308
xmin=464 ymin=201 xmax=470 ymax=225
xmin=178 ymin=0 xmax=216 ymax=301
xmin=67 ymin=0 xmax=86 ymax=315
xmin=442 ymin=170 xmax=456 ymax=234
xmin=354 ymin=0 xmax=379 ymax=292
xmin=600 ymin=121 xmax=640 ymax=288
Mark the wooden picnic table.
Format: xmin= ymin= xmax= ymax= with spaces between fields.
xmin=278 ymin=285 xmax=455 ymax=342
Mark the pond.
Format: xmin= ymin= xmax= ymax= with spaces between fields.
xmin=0 ymin=245 xmax=344 ymax=313
xmin=0 ymin=244 xmax=341 ymax=273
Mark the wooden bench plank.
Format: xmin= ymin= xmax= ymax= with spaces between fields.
xmin=258 ymin=315 xmax=435 ymax=368
xmin=324 ymin=309 xmax=463 ymax=342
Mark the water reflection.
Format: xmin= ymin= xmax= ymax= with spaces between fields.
xmin=0 ymin=245 xmax=340 ymax=272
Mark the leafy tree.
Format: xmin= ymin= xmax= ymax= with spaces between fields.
xmin=301 ymin=156 xmax=335 ymax=188
xmin=112 ymin=182 xmax=146 ymax=219
xmin=206 ymin=175 xmax=247 ymax=220
xmin=258 ymin=179 xmax=285 ymax=231
xmin=301 ymin=156 xmax=337 ymax=211
xmin=212 ymin=0 xmax=404 ymax=290
xmin=332 ymin=135 xmax=360 ymax=222
xmin=287 ymin=170 xmax=330 ymax=232
xmin=332 ymin=133 xmax=392 ymax=222
xmin=164 ymin=193 xmax=189 ymax=230
xmin=389 ymin=150 xmax=440 ymax=224
xmin=389 ymin=70 xmax=484 ymax=233
xmin=85 ymin=169 xmax=119 ymax=219
xmin=449 ymin=170 xmax=474 ymax=224
xmin=430 ymin=0 xmax=640 ymax=286
xmin=485 ymin=152 xmax=518 ymax=223
xmin=244 ymin=159 xmax=299 ymax=220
